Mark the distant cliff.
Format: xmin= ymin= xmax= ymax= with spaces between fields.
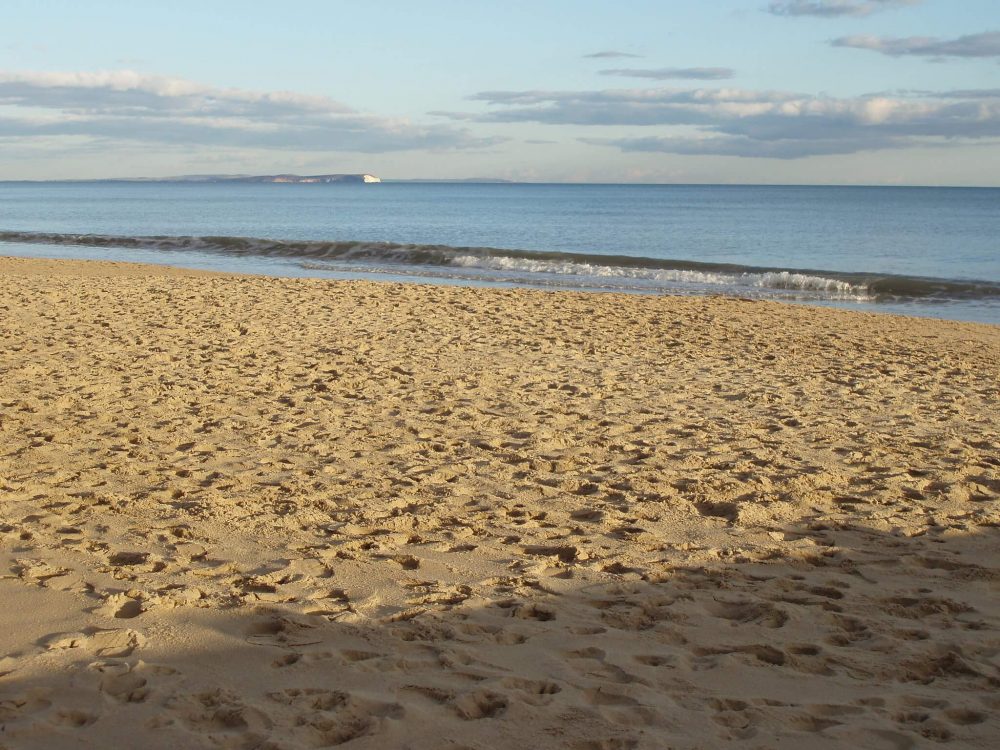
xmin=88 ymin=173 xmax=382 ymax=184
xmin=32 ymin=174 xmax=531 ymax=185
xmin=224 ymin=174 xmax=381 ymax=184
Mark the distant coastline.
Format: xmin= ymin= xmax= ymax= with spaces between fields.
xmin=89 ymin=173 xmax=383 ymax=184
xmin=223 ymin=173 xmax=382 ymax=184
xmin=0 ymin=174 xmax=529 ymax=185
xmin=2 ymin=178 xmax=996 ymax=188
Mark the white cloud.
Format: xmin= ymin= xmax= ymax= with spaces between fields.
xmin=439 ymin=86 xmax=1000 ymax=158
xmin=832 ymin=31 xmax=1000 ymax=59
xmin=599 ymin=68 xmax=735 ymax=81
xmin=0 ymin=70 xmax=501 ymax=153
xmin=583 ymin=51 xmax=642 ymax=59
xmin=581 ymin=134 xmax=903 ymax=158
xmin=767 ymin=0 xmax=919 ymax=18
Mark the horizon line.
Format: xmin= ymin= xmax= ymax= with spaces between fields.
xmin=2 ymin=178 xmax=1000 ymax=189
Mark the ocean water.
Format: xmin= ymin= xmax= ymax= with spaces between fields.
xmin=1 ymin=181 xmax=998 ymax=323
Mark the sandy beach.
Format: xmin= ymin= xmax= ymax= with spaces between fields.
xmin=1 ymin=255 xmax=998 ymax=749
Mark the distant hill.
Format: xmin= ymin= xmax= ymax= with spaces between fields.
xmin=76 ymin=173 xmax=382 ymax=184
xmin=12 ymin=174 xmax=524 ymax=184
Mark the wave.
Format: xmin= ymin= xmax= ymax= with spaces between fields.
xmin=448 ymin=255 xmax=864 ymax=297
xmin=2 ymin=229 xmax=998 ymax=302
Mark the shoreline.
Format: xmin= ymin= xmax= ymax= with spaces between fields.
xmin=1 ymin=256 xmax=998 ymax=748
xmin=3 ymin=251 xmax=999 ymax=327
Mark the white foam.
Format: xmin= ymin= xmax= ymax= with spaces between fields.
xmin=450 ymin=255 xmax=870 ymax=299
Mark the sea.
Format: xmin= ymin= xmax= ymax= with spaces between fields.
xmin=1 ymin=182 xmax=998 ymax=324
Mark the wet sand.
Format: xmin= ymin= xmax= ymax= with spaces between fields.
xmin=1 ymin=256 xmax=998 ymax=749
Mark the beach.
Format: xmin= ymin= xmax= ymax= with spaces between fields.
xmin=1 ymin=255 xmax=998 ymax=748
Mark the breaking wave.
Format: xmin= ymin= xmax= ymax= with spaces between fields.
xmin=3 ymin=230 xmax=998 ymax=302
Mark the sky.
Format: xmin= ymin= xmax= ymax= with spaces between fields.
xmin=1 ymin=0 xmax=999 ymax=184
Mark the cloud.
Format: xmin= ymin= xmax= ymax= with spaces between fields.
xmin=0 ymin=70 xmax=501 ymax=153
xmin=767 ymin=0 xmax=919 ymax=17
xmin=581 ymin=134 xmax=903 ymax=159
xmin=583 ymin=51 xmax=642 ymax=59
xmin=924 ymin=88 xmax=1000 ymax=99
xmin=832 ymin=31 xmax=1000 ymax=59
xmin=441 ymin=86 xmax=1000 ymax=158
xmin=600 ymin=67 xmax=735 ymax=81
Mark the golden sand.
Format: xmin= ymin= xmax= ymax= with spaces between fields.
xmin=1 ymin=256 xmax=998 ymax=749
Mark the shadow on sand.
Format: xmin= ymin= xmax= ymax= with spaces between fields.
xmin=1 ymin=511 xmax=998 ymax=750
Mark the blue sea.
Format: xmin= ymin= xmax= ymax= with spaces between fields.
xmin=1 ymin=182 xmax=998 ymax=323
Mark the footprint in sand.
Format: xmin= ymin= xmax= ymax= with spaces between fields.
xmin=497 ymin=600 xmax=555 ymax=622
xmin=11 ymin=558 xmax=76 ymax=589
xmin=96 ymin=592 xmax=144 ymax=619
xmin=244 ymin=610 xmax=322 ymax=648
xmin=0 ymin=689 xmax=100 ymax=737
xmin=0 ymin=691 xmax=53 ymax=724
xmin=162 ymin=688 xmax=273 ymax=735
xmin=91 ymin=660 xmax=150 ymax=703
xmin=452 ymin=689 xmax=509 ymax=720
xmin=709 ymin=699 xmax=760 ymax=740
xmin=704 ymin=599 xmax=788 ymax=629
xmin=44 ymin=627 xmax=144 ymax=658
xmin=569 ymin=740 xmax=638 ymax=750
xmin=267 ymin=687 xmax=404 ymax=746
xmin=500 ymin=677 xmax=562 ymax=706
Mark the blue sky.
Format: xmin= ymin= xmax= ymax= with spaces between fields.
xmin=2 ymin=0 xmax=999 ymax=183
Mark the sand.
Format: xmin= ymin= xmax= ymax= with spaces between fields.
xmin=1 ymin=255 xmax=998 ymax=749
